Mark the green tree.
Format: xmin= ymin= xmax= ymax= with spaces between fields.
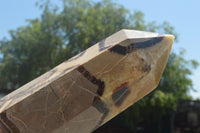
xmin=0 ymin=18 xmax=63 ymax=92
xmin=0 ymin=0 xmax=198 ymax=132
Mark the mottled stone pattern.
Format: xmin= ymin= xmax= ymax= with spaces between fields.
xmin=0 ymin=29 xmax=174 ymax=133
xmin=112 ymin=83 xmax=130 ymax=107
xmin=109 ymin=37 xmax=163 ymax=55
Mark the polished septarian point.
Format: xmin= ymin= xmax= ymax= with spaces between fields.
xmin=0 ymin=29 xmax=174 ymax=133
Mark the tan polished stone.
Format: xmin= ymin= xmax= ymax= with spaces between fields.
xmin=0 ymin=29 xmax=174 ymax=133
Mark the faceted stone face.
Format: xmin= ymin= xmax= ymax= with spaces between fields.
xmin=0 ymin=29 xmax=174 ymax=133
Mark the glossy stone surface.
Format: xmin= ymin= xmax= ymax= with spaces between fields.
xmin=0 ymin=29 xmax=174 ymax=133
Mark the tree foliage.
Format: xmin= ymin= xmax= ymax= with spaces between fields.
xmin=0 ymin=0 xmax=198 ymax=132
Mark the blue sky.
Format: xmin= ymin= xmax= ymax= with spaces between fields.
xmin=0 ymin=0 xmax=200 ymax=98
